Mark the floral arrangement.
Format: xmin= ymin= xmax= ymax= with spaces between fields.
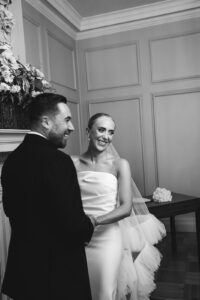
xmin=0 ymin=0 xmax=53 ymax=108
xmin=152 ymin=187 xmax=172 ymax=203
xmin=0 ymin=0 xmax=14 ymax=36
xmin=0 ymin=43 xmax=53 ymax=107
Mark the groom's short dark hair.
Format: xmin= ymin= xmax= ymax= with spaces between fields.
xmin=28 ymin=93 xmax=67 ymax=125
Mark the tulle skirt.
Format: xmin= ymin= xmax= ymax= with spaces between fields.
xmin=117 ymin=214 xmax=166 ymax=300
xmin=86 ymin=214 xmax=166 ymax=300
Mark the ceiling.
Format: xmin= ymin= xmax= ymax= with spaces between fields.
xmin=66 ymin=0 xmax=167 ymax=17
xmin=36 ymin=0 xmax=200 ymax=39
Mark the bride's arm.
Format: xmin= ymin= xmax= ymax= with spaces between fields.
xmin=70 ymin=155 xmax=79 ymax=170
xmin=70 ymin=155 xmax=77 ymax=162
xmin=95 ymin=158 xmax=132 ymax=225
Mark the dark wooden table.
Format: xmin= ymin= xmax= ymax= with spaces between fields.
xmin=146 ymin=193 xmax=200 ymax=266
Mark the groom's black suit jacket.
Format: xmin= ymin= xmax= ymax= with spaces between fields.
xmin=1 ymin=134 xmax=93 ymax=300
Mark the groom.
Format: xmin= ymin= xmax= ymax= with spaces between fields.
xmin=1 ymin=93 xmax=94 ymax=300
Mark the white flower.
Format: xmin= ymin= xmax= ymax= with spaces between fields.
xmin=31 ymin=91 xmax=42 ymax=97
xmin=0 ymin=6 xmax=15 ymax=34
xmin=2 ymin=69 xmax=13 ymax=82
xmin=4 ymin=74 xmax=13 ymax=83
xmin=11 ymin=61 xmax=20 ymax=70
xmin=10 ymin=85 xmax=20 ymax=93
xmin=0 ymin=1 xmax=12 ymax=6
xmin=153 ymin=187 xmax=172 ymax=202
xmin=0 ymin=2 xmax=53 ymax=107
xmin=0 ymin=43 xmax=53 ymax=106
xmin=0 ymin=43 xmax=10 ymax=51
xmin=0 ymin=82 xmax=10 ymax=91
xmin=35 ymin=68 xmax=45 ymax=79
xmin=42 ymin=79 xmax=51 ymax=88
xmin=25 ymin=64 xmax=31 ymax=71
xmin=2 ymin=48 xmax=17 ymax=64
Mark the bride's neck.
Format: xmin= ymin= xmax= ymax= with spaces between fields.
xmin=84 ymin=147 xmax=106 ymax=164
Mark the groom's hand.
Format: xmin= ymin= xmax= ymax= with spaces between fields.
xmin=84 ymin=216 xmax=96 ymax=246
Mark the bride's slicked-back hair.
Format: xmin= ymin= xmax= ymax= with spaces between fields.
xmin=88 ymin=113 xmax=114 ymax=129
xmin=28 ymin=93 xmax=67 ymax=124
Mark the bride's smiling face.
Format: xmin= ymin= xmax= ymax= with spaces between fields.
xmin=88 ymin=116 xmax=115 ymax=152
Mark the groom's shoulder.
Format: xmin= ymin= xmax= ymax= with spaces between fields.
xmin=49 ymin=150 xmax=75 ymax=173
xmin=56 ymin=149 xmax=72 ymax=161
xmin=46 ymin=148 xmax=73 ymax=167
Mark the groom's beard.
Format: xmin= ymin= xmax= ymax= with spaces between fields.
xmin=48 ymin=131 xmax=68 ymax=148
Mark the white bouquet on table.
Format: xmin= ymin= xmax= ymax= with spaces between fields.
xmin=153 ymin=187 xmax=172 ymax=203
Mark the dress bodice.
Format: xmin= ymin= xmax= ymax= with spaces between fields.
xmin=77 ymin=171 xmax=118 ymax=217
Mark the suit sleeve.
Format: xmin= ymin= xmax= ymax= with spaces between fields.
xmin=46 ymin=153 xmax=94 ymax=245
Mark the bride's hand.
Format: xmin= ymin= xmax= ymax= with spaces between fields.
xmin=88 ymin=215 xmax=97 ymax=228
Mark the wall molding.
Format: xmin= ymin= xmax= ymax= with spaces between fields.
xmin=80 ymin=0 xmax=200 ymax=31
xmin=25 ymin=0 xmax=77 ymax=39
xmin=77 ymin=8 xmax=200 ymax=40
xmin=88 ymin=94 xmax=142 ymax=105
xmin=23 ymin=14 xmax=44 ymax=71
xmin=46 ymin=30 xmax=77 ymax=90
xmin=45 ymin=0 xmax=200 ymax=31
xmin=47 ymin=0 xmax=82 ymax=30
xmin=149 ymin=31 xmax=200 ymax=83
xmin=85 ymin=41 xmax=141 ymax=91
xmin=25 ymin=0 xmax=200 ymax=40
xmin=151 ymin=87 xmax=200 ymax=188
xmin=152 ymin=86 xmax=200 ymax=98
xmin=0 ymin=130 xmax=28 ymax=152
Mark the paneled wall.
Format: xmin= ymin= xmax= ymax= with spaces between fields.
xmin=150 ymin=32 xmax=200 ymax=82
xmin=85 ymin=43 xmax=140 ymax=90
xmin=22 ymin=1 xmax=82 ymax=155
xmin=153 ymin=89 xmax=200 ymax=196
xmin=12 ymin=2 xmax=200 ymax=233
xmin=77 ymin=18 xmax=200 ymax=231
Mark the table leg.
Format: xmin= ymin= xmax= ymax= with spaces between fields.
xmin=195 ymin=209 xmax=200 ymax=268
xmin=170 ymin=216 xmax=177 ymax=254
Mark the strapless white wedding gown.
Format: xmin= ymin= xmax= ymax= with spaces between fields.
xmin=78 ymin=171 xmax=166 ymax=300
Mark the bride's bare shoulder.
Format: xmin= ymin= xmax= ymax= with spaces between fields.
xmin=114 ymin=157 xmax=131 ymax=174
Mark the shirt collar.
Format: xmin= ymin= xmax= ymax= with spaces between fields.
xmin=28 ymin=131 xmax=47 ymax=139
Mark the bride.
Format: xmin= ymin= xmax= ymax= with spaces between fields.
xmin=72 ymin=113 xmax=166 ymax=300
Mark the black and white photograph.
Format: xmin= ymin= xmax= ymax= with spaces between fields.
xmin=0 ymin=1 xmax=200 ymax=299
